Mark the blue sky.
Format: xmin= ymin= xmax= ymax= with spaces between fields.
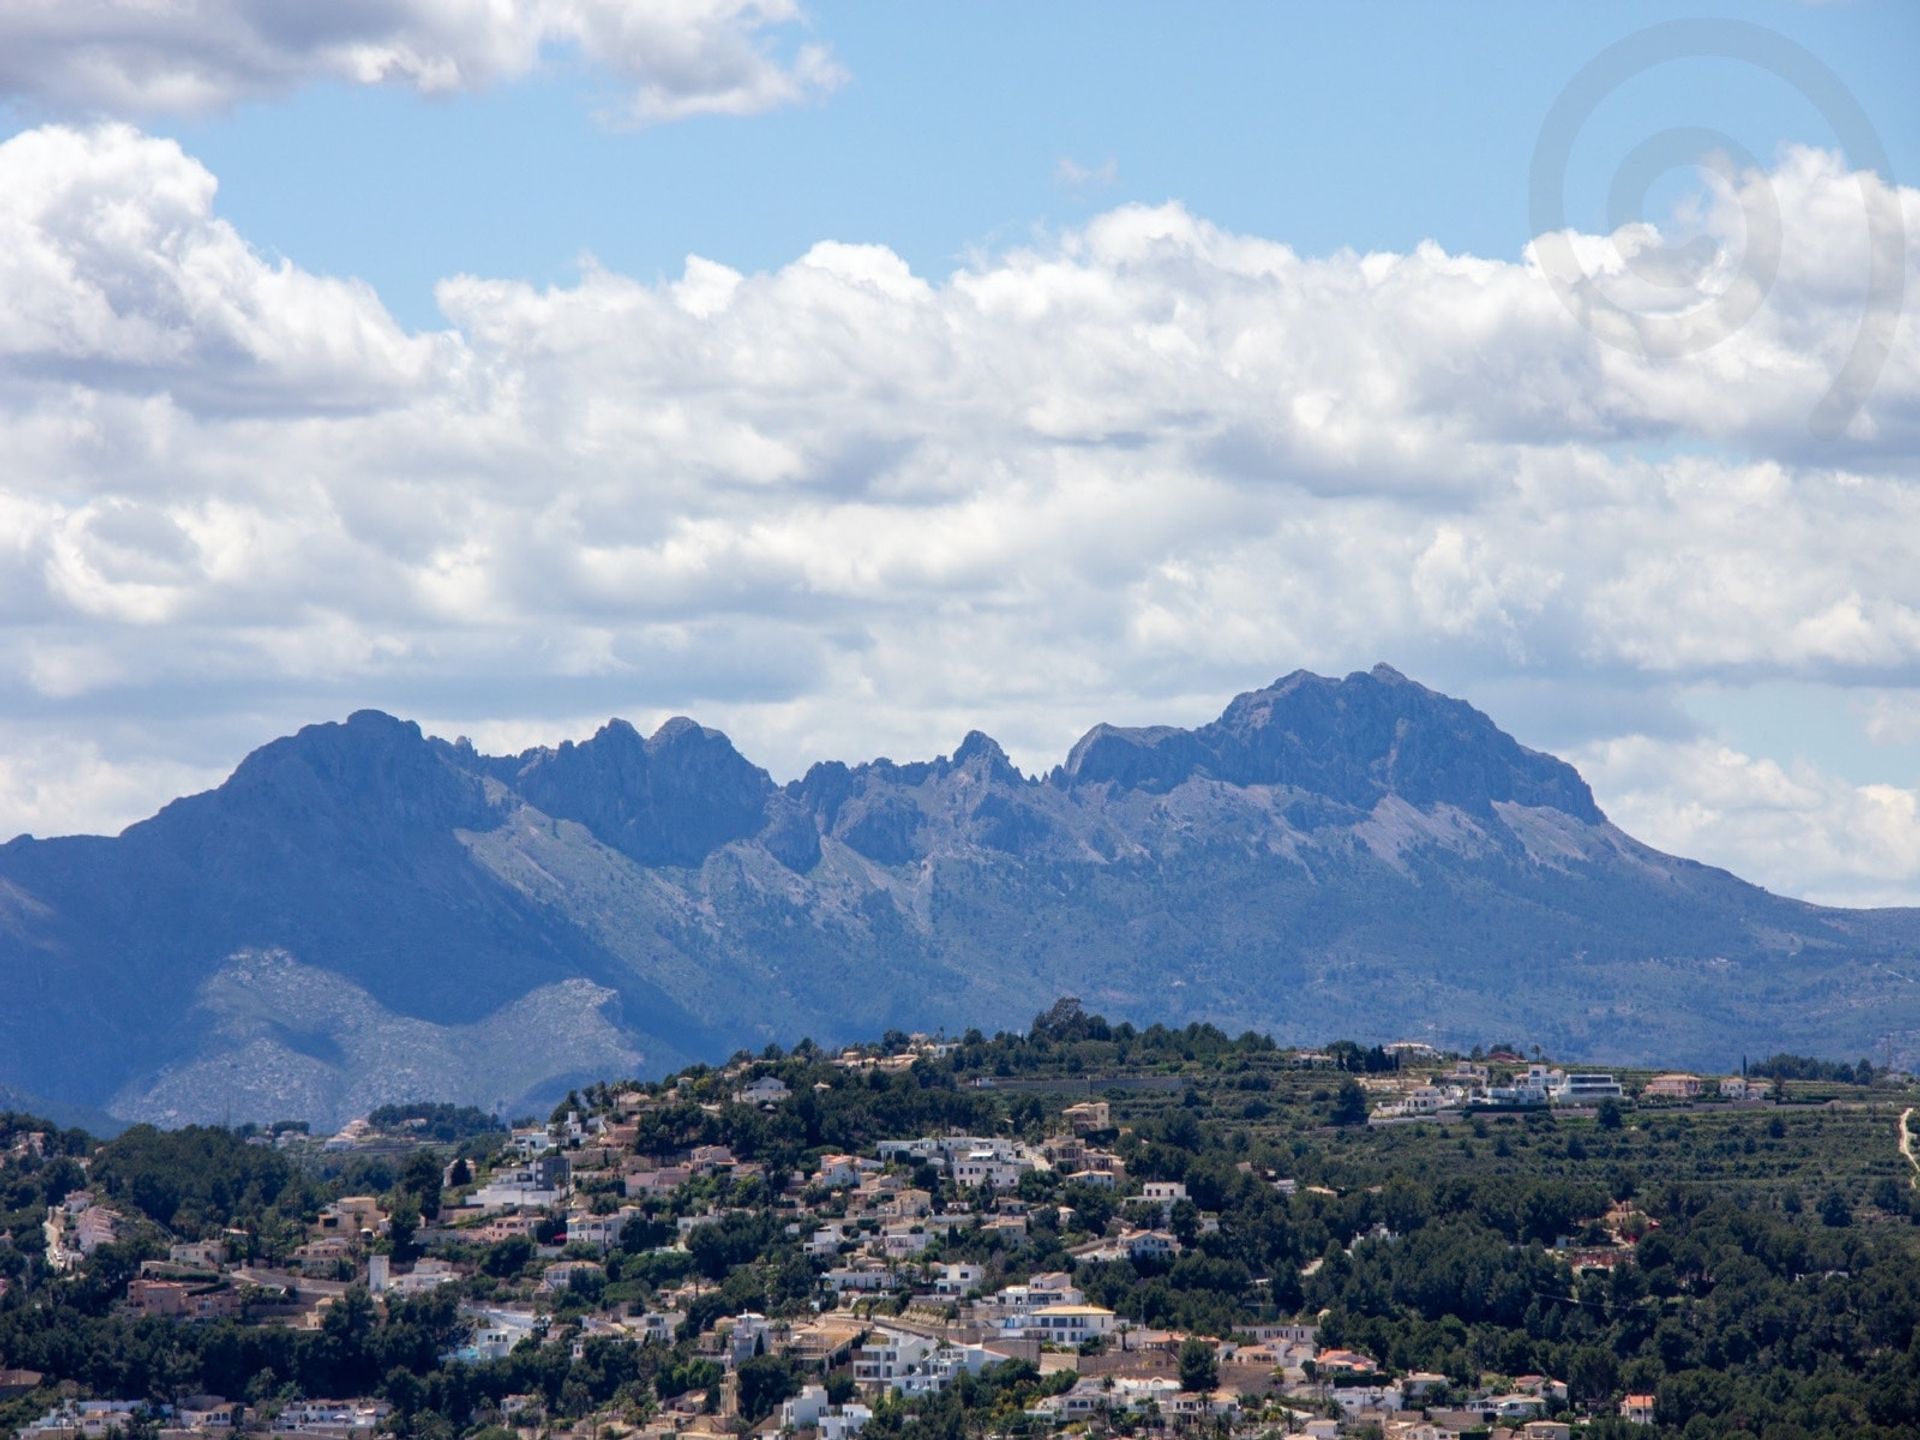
xmin=0 ymin=0 xmax=1917 ymax=905
xmin=160 ymin=1 xmax=1920 ymax=330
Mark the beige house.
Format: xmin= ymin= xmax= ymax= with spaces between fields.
xmin=316 ymin=1196 xmax=388 ymax=1237
xmin=1643 ymin=1074 xmax=1704 ymax=1101
xmin=1062 ymin=1101 xmax=1111 ymax=1133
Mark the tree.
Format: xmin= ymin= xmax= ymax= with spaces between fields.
xmin=736 ymin=1355 xmax=800 ymax=1421
xmin=1032 ymin=996 xmax=1088 ymax=1041
xmin=386 ymin=1194 xmax=421 ymax=1261
xmin=244 ymin=1369 xmax=280 ymax=1405
xmin=1596 ymin=1098 xmax=1624 ymax=1130
xmin=1008 ymin=1095 xmax=1046 ymax=1139
xmin=400 ymin=1151 xmax=444 ymax=1219
xmin=1329 ymin=1079 xmax=1368 ymax=1127
xmin=1177 ymin=1337 xmax=1218 ymax=1393
xmin=482 ymin=1235 xmax=533 ymax=1277
xmin=383 ymin=1366 xmax=428 ymax=1418
xmin=1568 ymin=1344 xmax=1619 ymax=1407
xmin=657 ymin=1359 xmax=723 ymax=1401
xmin=1169 ymin=1198 xmax=1202 ymax=1247
xmin=685 ymin=1211 xmax=778 ymax=1281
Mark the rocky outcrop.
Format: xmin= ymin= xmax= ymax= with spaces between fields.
xmin=1062 ymin=665 xmax=1600 ymax=820
xmin=496 ymin=717 xmax=775 ymax=867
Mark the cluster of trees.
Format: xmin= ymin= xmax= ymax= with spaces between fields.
xmin=1749 ymin=1052 xmax=1881 ymax=1086
xmin=0 ymin=1283 xmax=463 ymax=1413
xmin=0 ymin=1113 xmax=91 ymax=1255
xmin=1324 ymin=1040 xmax=1398 ymax=1074
xmin=622 ymin=1071 xmax=1001 ymax=1176
xmin=0 ymin=1112 xmax=92 ymax=1156
xmin=90 ymin=1125 xmax=311 ymax=1238
xmin=365 ymin=1104 xmax=506 ymax=1144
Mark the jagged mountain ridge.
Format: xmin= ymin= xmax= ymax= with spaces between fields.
xmin=2 ymin=664 xmax=1916 ymax=1127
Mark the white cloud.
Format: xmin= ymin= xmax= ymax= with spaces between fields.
xmin=1 ymin=125 xmax=1918 ymax=907
xmin=0 ymin=0 xmax=845 ymax=123
xmin=0 ymin=726 xmax=227 ymax=842
xmin=1054 ymin=156 xmax=1119 ymax=190
xmin=1863 ymin=691 xmax=1920 ymax=747
xmin=1574 ymin=735 xmax=1920 ymax=909
xmin=0 ymin=124 xmax=445 ymax=411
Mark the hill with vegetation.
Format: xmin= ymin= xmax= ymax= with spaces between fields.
xmin=1 ymin=1014 xmax=1917 ymax=1438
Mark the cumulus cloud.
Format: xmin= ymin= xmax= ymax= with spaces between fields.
xmin=0 ymin=0 xmax=845 ymax=122
xmin=0 ymin=125 xmax=447 ymax=413
xmin=0 ymin=725 xmax=228 ymax=841
xmin=1 ymin=124 xmax=1918 ymax=907
xmin=1575 ymin=735 xmax=1920 ymax=909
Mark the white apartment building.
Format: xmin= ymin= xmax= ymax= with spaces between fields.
xmin=854 ymin=1330 xmax=937 ymax=1388
xmin=952 ymin=1148 xmax=1028 ymax=1190
xmin=783 ymin=1385 xmax=873 ymax=1440
xmin=567 ymin=1205 xmax=642 ymax=1252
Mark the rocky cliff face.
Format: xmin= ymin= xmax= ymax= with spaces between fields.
xmin=489 ymin=717 xmax=776 ymax=868
xmin=3 ymin=666 xmax=1916 ymax=1126
xmin=1061 ymin=666 xmax=1601 ymax=820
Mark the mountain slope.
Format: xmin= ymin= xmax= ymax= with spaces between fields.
xmin=3 ymin=665 xmax=1916 ymax=1126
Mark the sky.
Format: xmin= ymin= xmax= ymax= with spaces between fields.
xmin=0 ymin=0 xmax=1918 ymax=906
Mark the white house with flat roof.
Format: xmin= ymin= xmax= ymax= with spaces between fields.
xmin=1028 ymin=1304 xmax=1117 ymax=1343
xmin=1553 ymin=1072 xmax=1625 ymax=1104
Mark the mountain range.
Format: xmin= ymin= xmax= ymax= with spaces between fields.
xmin=3 ymin=664 xmax=1917 ymax=1128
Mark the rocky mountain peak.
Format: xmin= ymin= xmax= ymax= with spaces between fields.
xmin=1058 ymin=668 xmax=1601 ymax=821
xmin=646 ymin=716 xmax=706 ymax=748
xmin=200 ymin=709 xmax=492 ymax=839
xmin=498 ymin=713 xmax=774 ymax=867
xmin=1206 ymin=666 xmax=1602 ymax=819
xmin=950 ymin=729 xmax=1022 ymax=782
xmin=1059 ymin=722 xmax=1208 ymax=791
xmin=593 ymin=717 xmax=645 ymax=745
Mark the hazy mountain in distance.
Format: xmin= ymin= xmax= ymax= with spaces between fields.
xmin=3 ymin=664 xmax=1916 ymax=1127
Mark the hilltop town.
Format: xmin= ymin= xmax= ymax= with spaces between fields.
xmin=2 ymin=1010 xmax=1916 ymax=1440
